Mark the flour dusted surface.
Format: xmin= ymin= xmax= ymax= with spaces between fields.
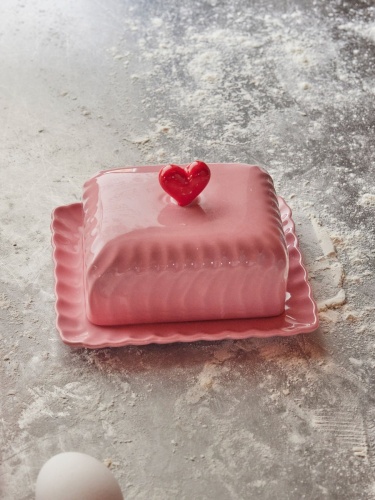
xmin=1 ymin=1 xmax=375 ymax=499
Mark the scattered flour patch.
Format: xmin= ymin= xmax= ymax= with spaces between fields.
xmin=312 ymin=407 xmax=367 ymax=453
xmin=339 ymin=21 xmax=375 ymax=44
xmin=185 ymin=363 xmax=223 ymax=404
xmin=18 ymin=390 xmax=66 ymax=430
xmin=358 ymin=193 xmax=375 ymax=207
xmin=318 ymin=288 xmax=346 ymax=312
xmin=310 ymin=216 xmax=336 ymax=257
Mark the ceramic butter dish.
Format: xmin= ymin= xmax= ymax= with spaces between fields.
xmin=51 ymin=162 xmax=319 ymax=348
xmin=82 ymin=163 xmax=288 ymax=326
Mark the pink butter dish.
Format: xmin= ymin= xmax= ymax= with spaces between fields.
xmin=51 ymin=163 xmax=318 ymax=348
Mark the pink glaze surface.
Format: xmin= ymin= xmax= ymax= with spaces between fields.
xmin=51 ymin=198 xmax=319 ymax=348
xmin=82 ymin=164 xmax=288 ymax=325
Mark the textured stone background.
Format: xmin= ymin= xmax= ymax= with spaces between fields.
xmin=1 ymin=0 xmax=375 ymax=498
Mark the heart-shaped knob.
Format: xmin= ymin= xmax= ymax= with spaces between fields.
xmin=159 ymin=161 xmax=211 ymax=207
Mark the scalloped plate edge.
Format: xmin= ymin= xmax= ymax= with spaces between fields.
xmin=51 ymin=198 xmax=319 ymax=348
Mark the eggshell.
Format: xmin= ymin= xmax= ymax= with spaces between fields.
xmin=35 ymin=452 xmax=124 ymax=500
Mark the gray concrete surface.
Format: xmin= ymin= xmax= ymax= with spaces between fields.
xmin=1 ymin=0 xmax=375 ymax=498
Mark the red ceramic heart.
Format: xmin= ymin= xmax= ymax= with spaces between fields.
xmin=159 ymin=161 xmax=211 ymax=206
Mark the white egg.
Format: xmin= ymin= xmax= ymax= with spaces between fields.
xmin=35 ymin=452 xmax=124 ymax=500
